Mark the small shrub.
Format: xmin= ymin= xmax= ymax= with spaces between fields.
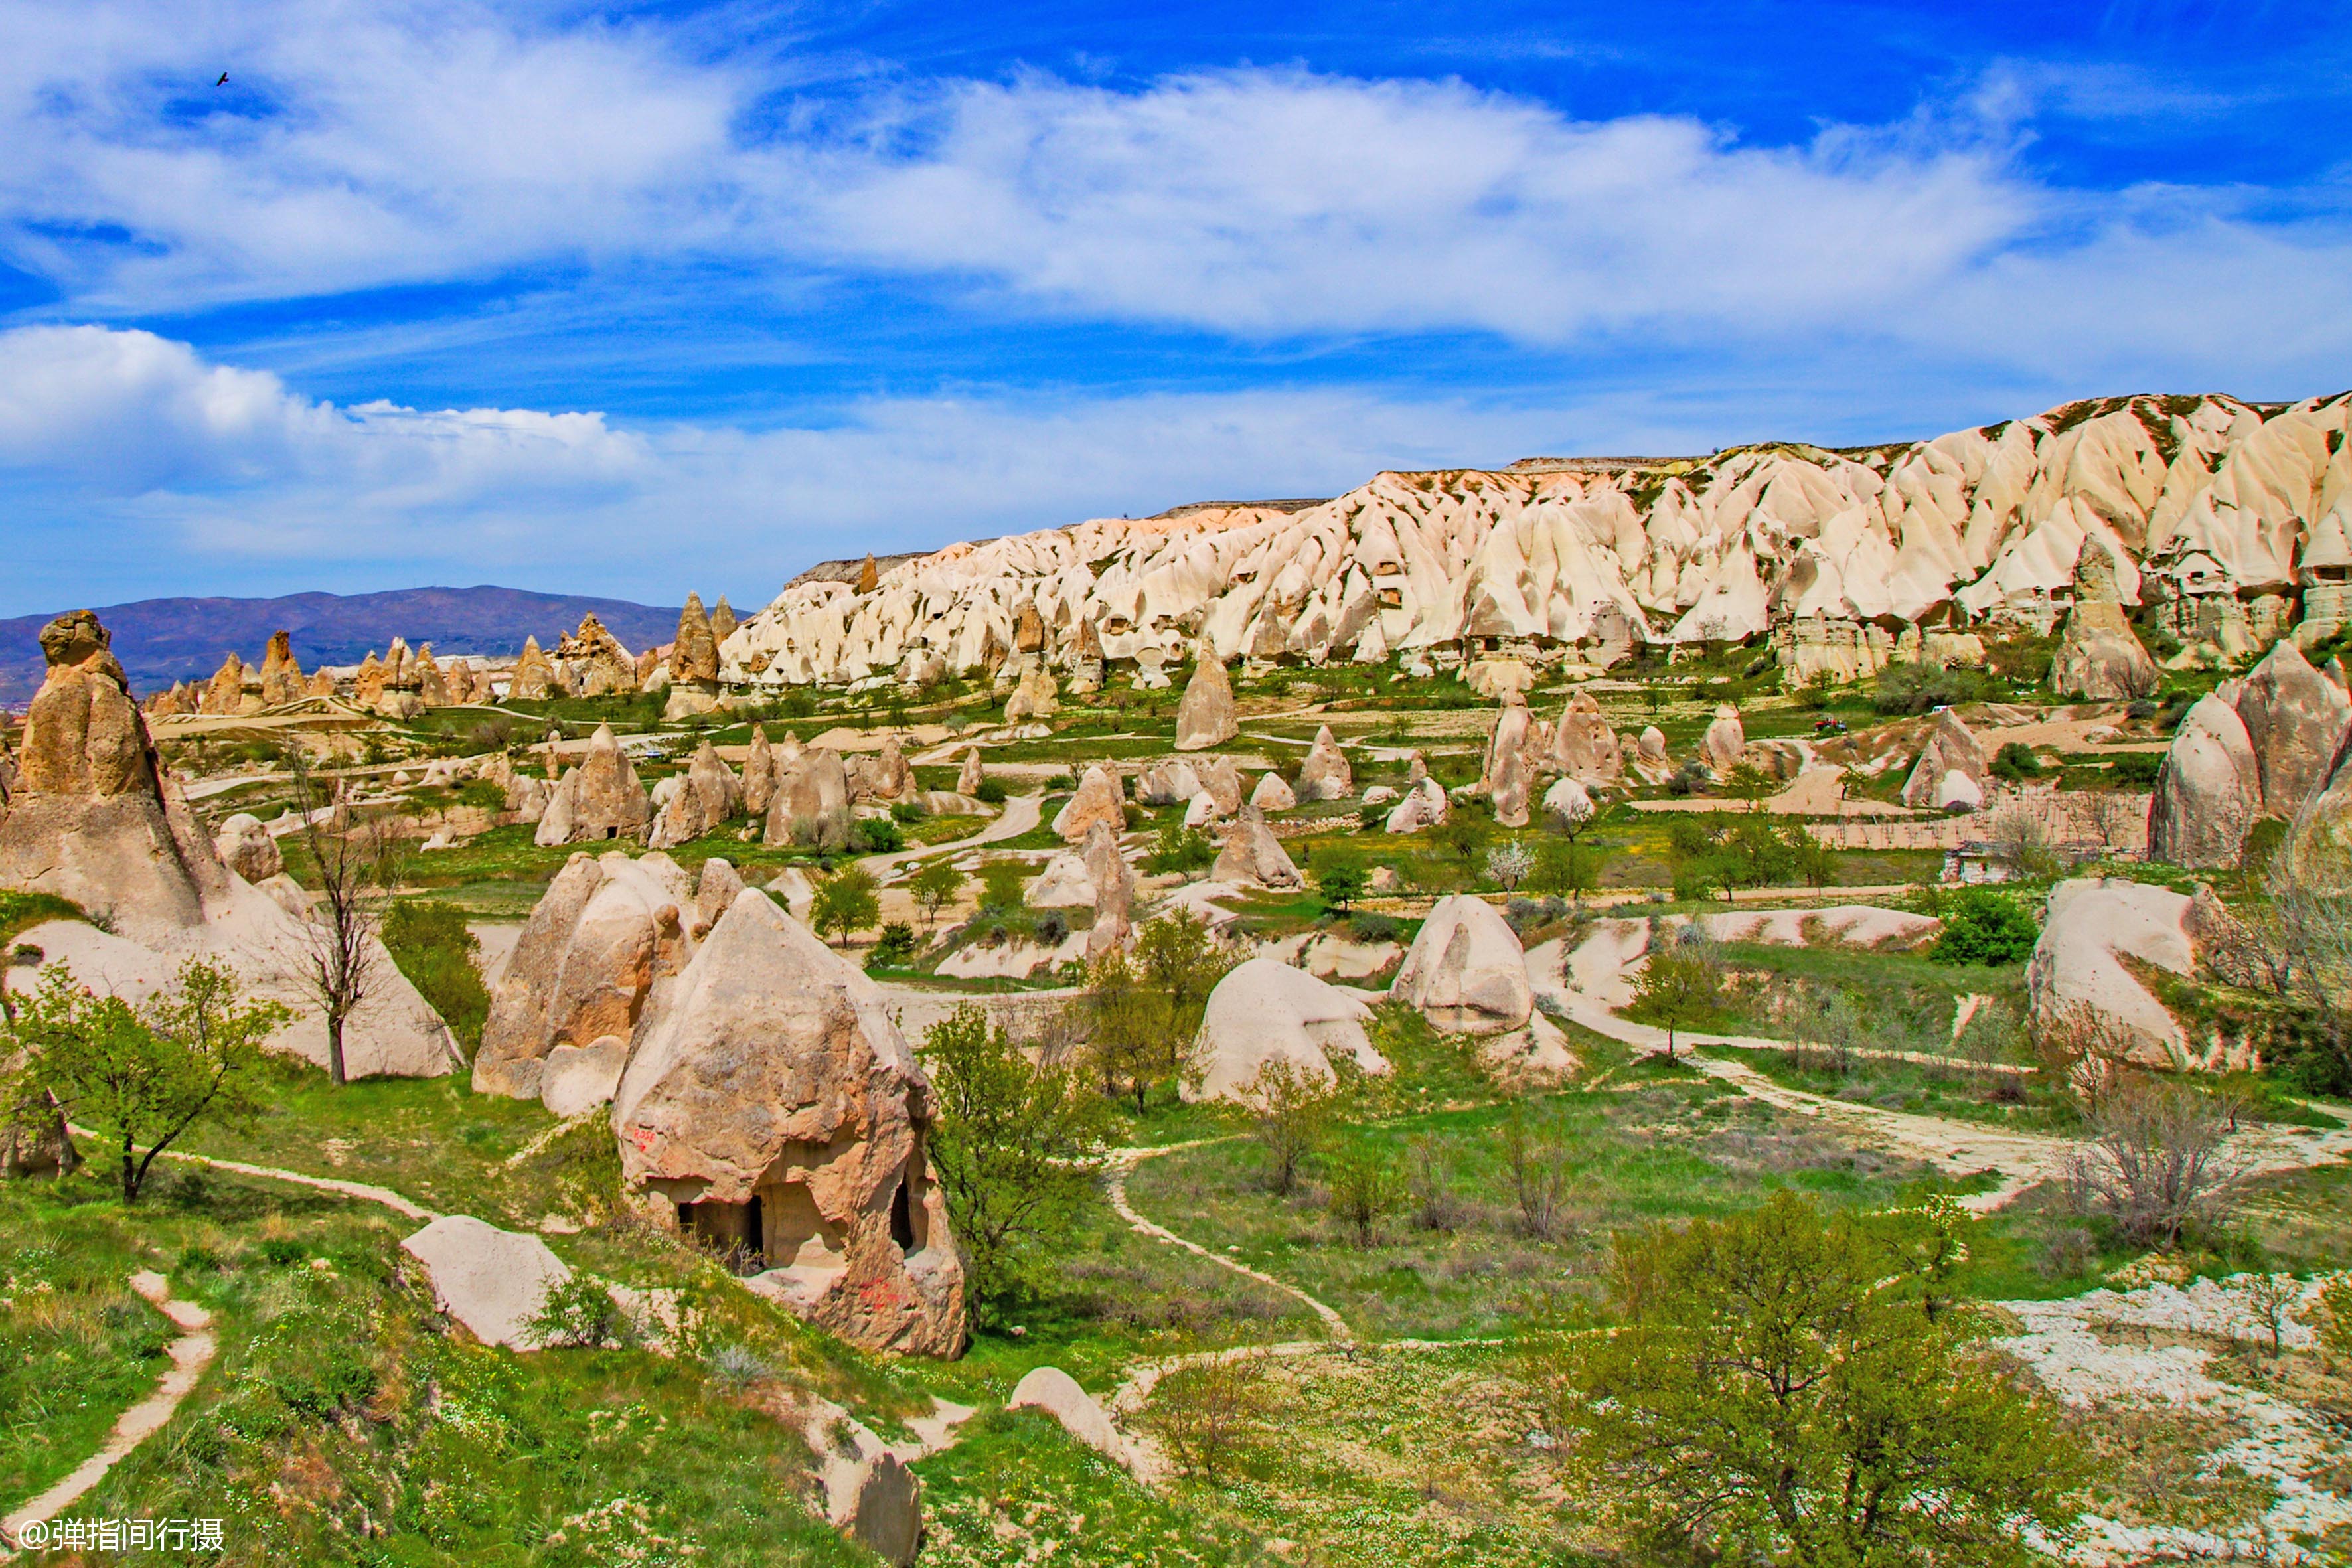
xmin=973 ymin=777 xmax=1008 ymax=804
xmin=1989 ymin=742 xmax=2043 ymax=782
xmin=702 ymin=1342 xmax=774 ymax=1390
xmin=529 ymin=1273 xmax=646 ymax=1350
xmin=1931 ymin=890 xmax=2037 ymax=966
xmin=1034 ymin=911 xmax=1070 ymax=946
xmin=868 ymin=922 xmax=917 ymax=967
xmin=2107 ymin=751 xmax=2163 ymax=788
xmin=850 ymin=816 xmax=903 ymax=853
xmin=890 ymin=799 xmax=926 ymax=824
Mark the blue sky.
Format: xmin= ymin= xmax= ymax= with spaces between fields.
xmin=1 ymin=0 xmax=2347 ymax=614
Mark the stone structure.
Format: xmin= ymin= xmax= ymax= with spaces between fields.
xmin=1391 ymin=894 xmax=1531 ymax=1032
xmin=1295 ymin=726 xmax=1352 ymax=800
xmin=1172 ymin=647 xmax=1238 ymax=751
xmin=1549 ymin=690 xmax=1623 ymax=783
xmin=1900 ymin=708 xmax=1990 ymax=811
xmin=1050 ymin=765 xmax=1125 ymax=844
xmin=1188 ymin=957 xmax=1388 ymax=1103
xmin=612 ymin=890 xmax=967 ymax=1357
xmin=1209 ymin=803 xmax=1302 ymax=889
xmin=535 ymin=725 xmax=653 ymax=847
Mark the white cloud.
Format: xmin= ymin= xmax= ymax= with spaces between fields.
xmin=0 ymin=1 xmax=2343 ymax=386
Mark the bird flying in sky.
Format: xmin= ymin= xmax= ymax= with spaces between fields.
xmin=214 ymin=72 xmax=228 ymax=86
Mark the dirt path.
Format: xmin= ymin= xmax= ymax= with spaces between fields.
xmin=70 ymin=1131 xmax=439 ymax=1222
xmin=1105 ymin=1142 xmax=1354 ymax=1344
xmin=1 ymin=1272 xmax=216 ymax=1549
xmin=862 ymin=791 xmax=1043 ymax=882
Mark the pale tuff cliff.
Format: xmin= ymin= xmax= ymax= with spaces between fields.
xmin=721 ymin=392 xmax=2352 ymax=688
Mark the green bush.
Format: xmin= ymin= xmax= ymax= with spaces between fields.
xmin=1930 ymin=890 xmax=2037 ymax=966
xmin=1989 ymin=742 xmax=2043 ymax=782
xmin=380 ymin=901 xmax=491 ymax=1054
xmin=890 ymin=799 xmax=927 ymax=824
xmin=1873 ymin=662 xmax=1989 ymax=716
xmin=1144 ymin=823 xmax=1216 ymax=876
xmin=867 ymin=922 xmax=918 ymax=968
xmin=850 ymin=815 xmax=903 ymax=853
xmin=2108 ymin=751 xmax=2163 ymax=789
xmin=973 ymin=777 xmax=1008 ymax=804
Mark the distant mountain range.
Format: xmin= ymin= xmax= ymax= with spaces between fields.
xmin=0 ymin=586 xmax=685 ymax=706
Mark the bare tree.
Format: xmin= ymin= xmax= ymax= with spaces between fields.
xmin=1149 ymin=1351 xmax=1267 ymax=1480
xmin=282 ymin=747 xmax=399 ymax=1085
xmin=1502 ymin=1103 xmax=1574 ymax=1239
xmin=1988 ymin=807 xmax=2059 ymax=880
xmin=2063 ymin=1077 xmax=2248 ymax=1249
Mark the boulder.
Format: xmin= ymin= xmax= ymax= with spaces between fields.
xmin=534 ymin=726 xmax=652 ymax=847
xmin=670 ymin=592 xmax=720 ymax=684
xmin=1250 ymin=772 xmax=1295 ymax=812
xmin=540 ymin=1034 xmax=629 ymax=1119
xmin=1900 ymin=708 xmax=1988 ymax=810
xmin=1699 ymin=704 xmax=1746 ymax=775
xmin=1083 ymin=820 xmax=1134 ymax=959
xmin=1182 ymin=791 xmax=1223 ymax=829
xmin=1199 ymin=756 xmax=1244 ymax=817
xmin=1295 ymin=726 xmax=1352 ymax=801
xmin=2051 ymin=599 xmax=2158 ymax=702
xmin=1480 ymin=691 xmax=1540 ymax=828
xmin=712 ymin=595 xmax=738 ymax=646
xmin=1391 ymin=894 xmax=1532 ymax=1033
xmin=766 ymin=745 xmax=854 ymax=852
xmin=1008 ymin=1366 xmax=1133 ymax=1467
xmin=1549 ymin=690 xmax=1623 ymax=783
xmin=1003 ymin=665 xmax=1059 ymax=723
xmin=847 ymin=732 xmax=916 ymax=804
xmin=1383 ymin=777 xmax=1449 ymax=834
xmin=1464 ymin=658 xmax=1535 ymax=700
xmin=1024 ymin=851 xmax=1097 ymax=908
xmin=1632 ymin=725 xmax=1673 ymax=783
xmin=2026 ymin=878 xmax=2202 ymax=1069
xmin=1135 ymin=759 xmax=1203 ymax=806
xmin=647 ymin=740 xmax=742 ymax=850
xmin=1361 ymin=785 xmax=1399 ymax=807
xmin=692 ymin=858 xmax=744 ymax=941
xmin=1210 ymin=803 xmax=1302 ymax=890
xmin=472 ymin=852 xmax=694 ymax=1099
xmin=1173 ymin=647 xmax=1238 ymax=751
xmin=742 ymin=727 xmax=777 ymax=817
xmin=611 ymin=890 xmax=967 ymax=1357
xmin=1188 ymin=957 xmax=1387 ymax=1103
xmin=1051 ymin=765 xmax=1125 ymax=844
xmin=256 ymin=630 xmax=306 ymax=706
xmin=956 ymin=747 xmax=984 ymax=797
xmin=1543 ymin=776 xmax=1594 ymax=828
xmin=214 ymin=813 xmax=283 ymax=883
xmin=400 ymin=1215 xmax=572 ymax=1350
xmin=508 ymin=636 xmax=558 ymax=700
xmin=2148 ymin=694 xmax=2263 ymax=868
xmin=2234 ymin=639 xmax=2351 ymax=815
xmin=554 ymin=614 xmax=639 ymax=698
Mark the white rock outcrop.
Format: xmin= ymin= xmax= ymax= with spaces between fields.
xmin=1391 ymin=894 xmax=1533 ymax=1033
xmin=1189 ymin=957 xmax=1389 ymax=1103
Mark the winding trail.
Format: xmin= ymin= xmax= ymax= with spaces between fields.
xmin=1 ymin=1273 xmax=216 ymax=1549
xmin=1105 ymin=1142 xmax=1355 ymax=1344
xmin=66 ymin=1132 xmax=439 ymax=1222
xmin=861 ymin=791 xmax=1044 ymax=882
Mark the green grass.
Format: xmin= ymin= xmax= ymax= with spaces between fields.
xmin=0 ymin=1189 xmax=174 ymax=1506
xmin=1696 ymin=1042 xmax=2081 ymax=1133
xmin=915 ymin=1409 xmax=1272 ymax=1567
xmin=1125 ymin=1083 xmax=1966 ymax=1340
xmin=0 ymin=890 xmax=86 ymax=949
xmin=1150 ymin=1342 xmax=1588 ymax=1568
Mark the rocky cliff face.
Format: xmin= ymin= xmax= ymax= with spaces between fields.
xmin=720 ymin=392 xmax=2351 ymax=688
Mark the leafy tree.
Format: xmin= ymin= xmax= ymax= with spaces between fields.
xmin=867 ymin=922 xmax=918 ymax=968
xmin=1323 ymin=1140 xmax=1400 ymax=1247
xmin=1989 ymin=741 xmax=2045 ymax=782
xmin=809 ymin=864 xmax=880 ymax=946
xmin=908 ymin=859 xmax=965 ymax=929
xmin=1431 ymin=811 xmax=1488 ymax=866
xmin=977 ymin=857 xmax=1030 ymax=911
xmin=1135 ymin=910 xmax=1234 ymax=1034
xmin=10 ymin=961 xmax=289 ymax=1201
xmin=1931 ymin=890 xmax=2038 ymax=966
xmin=1143 ymin=823 xmax=1216 ymax=877
xmin=1314 ymin=853 xmax=1367 ymax=914
xmin=850 ymin=815 xmax=904 ymax=853
xmin=1484 ymin=840 xmax=1535 ymax=891
xmin=283 ymin=747 xmax=398 ymax=1085
xmin=1243 ymin=1057 xmax=1333 ymax=1196
xmin=381 ymin=900 xmax=489 ymax=1056
xmin=1528 ymin=1192 xmax=2080 ymax=1568
xmin=1719 ymin=761 xmax=1778 ymax=809
xmin=924 ymin=1004 xmax=1113 ymax=1320
xmin=1627 ymin=931 xmax=1722 ymax=1058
